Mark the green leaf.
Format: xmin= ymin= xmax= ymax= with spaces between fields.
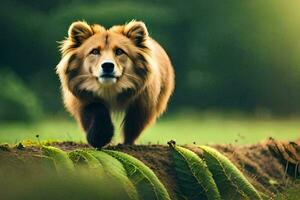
xmin=42 ymin=146 xmax=74 ymax=173
xmin=35 ymin=155 xmax=57 ymax=172
xmin=171 ymin=145 xmax=221 ymax=200
xmin=68 ymin=150 xmax=104 ymax=176
xmin=199 ymin=145 xmax=262 ymax=200
xmin=89 ymin=150 xmax=139 ymax=200
xmin=104 ymin=150 xmax=171 ymax=200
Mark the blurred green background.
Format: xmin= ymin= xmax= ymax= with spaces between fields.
xmin=0 ymin=0 xmax=300 ymax=144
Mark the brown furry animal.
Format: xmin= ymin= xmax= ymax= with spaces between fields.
xmin=56 ymin=20 xmax=175 ymax=148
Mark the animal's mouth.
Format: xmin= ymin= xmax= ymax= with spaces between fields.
xmin=98 ymin=73 xmax=120 ymax=85
xmin=100 ymin=74 xmax=116 ymax=78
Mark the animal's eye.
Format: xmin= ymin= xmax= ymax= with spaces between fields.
xmin=115 ymin=48 xmax=125 ymax=56
xmin=90 ymin=48 xmax=100 ymax=55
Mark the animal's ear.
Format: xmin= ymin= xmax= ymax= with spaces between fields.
xmin=68 ymin=21 xmax=93 ymax=46
xmin=124 ymin=21 xmax=149 ymax=47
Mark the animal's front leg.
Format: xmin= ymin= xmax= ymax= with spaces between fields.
xmin=79 ymin=102 xmax=114 ymax=148
xmin=123 ymin=99 xmax=156 ymax=145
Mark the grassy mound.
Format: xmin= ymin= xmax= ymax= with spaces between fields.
xmin=0 ymin=139 xmax=299 ymax=200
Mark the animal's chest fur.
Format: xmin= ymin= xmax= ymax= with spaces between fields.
xmin=95 ymin=88 xmax=128 ymax=112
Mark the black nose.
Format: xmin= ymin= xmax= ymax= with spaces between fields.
xmin=102 ymin=62 xmax=114 ymax=74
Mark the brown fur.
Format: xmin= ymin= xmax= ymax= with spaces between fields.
xmin=56 ymin=20 xmax=175 ymax=147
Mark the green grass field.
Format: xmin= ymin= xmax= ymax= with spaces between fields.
xmin=0 ymin=112 xmax=299 ymax=145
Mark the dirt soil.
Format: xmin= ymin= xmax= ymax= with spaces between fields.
xmin=0 ymin=138 xmax=299 ymax=199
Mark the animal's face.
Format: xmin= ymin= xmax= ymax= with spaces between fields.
xmin=80 ymin=31 xmax=134 ymax=85
xmin=57 ymin=21 xmax=151 ymax=100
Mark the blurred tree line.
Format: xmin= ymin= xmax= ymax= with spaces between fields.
xmin=1 ymin=0 xmax=300 ymax=121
